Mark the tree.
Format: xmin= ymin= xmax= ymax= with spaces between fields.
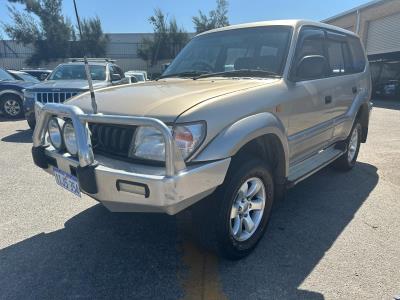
xmin=2 ymin=0 xmax=108 ymax=66
xmin=71 ymin=17 xmax=110 ymax=58
xmin=138 ymin=9 xmax=189 ymax=66
xmin=193 ymin=0 xmax=229 ymax=34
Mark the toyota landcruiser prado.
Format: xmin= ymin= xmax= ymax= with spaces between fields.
xmin=31 ymin=20 xmax=371 ymax=259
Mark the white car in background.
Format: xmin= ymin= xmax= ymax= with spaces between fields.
xmin=124 ymin=70 xmax=148 ymax=83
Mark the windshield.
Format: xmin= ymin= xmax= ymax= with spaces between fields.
xmin=0 ymin=69 xmax=16 ymax=81
xmin=163 ymin=26 xmax=292 ymax=78
xmin=48 ymin=64 xmax=106 ymax=81
xmin=132 ymin=74 xmax=145 ymax=81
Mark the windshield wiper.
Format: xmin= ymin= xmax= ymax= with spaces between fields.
xmin=193 ymin=69 xmax=281 ymax=80
xmin=158 ymin=70 xmax=209 ymax=80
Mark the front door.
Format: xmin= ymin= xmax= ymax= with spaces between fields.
xmin=286 ymin=27 xmax=334 ymax=164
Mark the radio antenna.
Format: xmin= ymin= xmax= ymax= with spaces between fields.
xmin=72 ymin=0 xmax=98 ymax=114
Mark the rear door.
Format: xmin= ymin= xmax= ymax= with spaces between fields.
xmin=324 ymin=31 xmax=357 ymax=121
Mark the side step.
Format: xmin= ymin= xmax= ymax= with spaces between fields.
xmin=287 ymin=146 xmax=344 ymax=187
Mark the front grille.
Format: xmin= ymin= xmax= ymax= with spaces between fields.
xmin=36 ymin=91 xmax=79 ymax=103
xmin=89 ymin=123 xmax=136 ymax=158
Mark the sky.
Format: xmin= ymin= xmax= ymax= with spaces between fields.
xmin=0 ymin=0 xmax=371 ymax=36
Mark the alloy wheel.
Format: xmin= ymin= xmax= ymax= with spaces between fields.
xmin=3 ymin=99 xmax=21 ymax=117
xmin=347 ymin=127 xmax=359 ymax=162
xmin=229 ymin=177 xmax=266 ymax=242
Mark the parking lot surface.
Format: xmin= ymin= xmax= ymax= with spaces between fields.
xmin=0 ymin=100 xmax=399 ymax=300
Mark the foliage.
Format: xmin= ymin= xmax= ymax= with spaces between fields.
xmin=193 ymin=0 xmax=229 ymax=33
xmin=137 ymin=9 xmax=189 ymax=66
xmin=71 ymin=17 xmax=110 ymax=58
xmin=2 ymin=0 xmax=108 ymax=66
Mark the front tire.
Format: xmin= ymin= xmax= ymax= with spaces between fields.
xmin=27 ymin=118 xmax=36 ymax=130
xmin=333 ymin=122 xmax=362 ymax=171
xmin=1 ymin=94 xmax=23 ymax=118
xmin=194 ymin=158 xmax=274 ymax=260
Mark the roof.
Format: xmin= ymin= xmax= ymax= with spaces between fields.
xmin=197 ymin=19 xmax=358 ymax=37
xmin=322 ymin=0 xmax=387 ymax=22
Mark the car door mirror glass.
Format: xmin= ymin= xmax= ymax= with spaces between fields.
xmin=295 ymin=55 xmax=327 ymax=81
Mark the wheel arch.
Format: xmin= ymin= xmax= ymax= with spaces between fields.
xmin=0 ymin=89 xmax=23 ymax=100
xmin=193 ymin=112 xmax=289 ymax=178
xmin=356 ymin=103 xmax=370 ymax=143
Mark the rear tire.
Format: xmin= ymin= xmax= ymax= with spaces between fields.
xmin=333 ymin=122 xmax=362 ymax=171
xmin=0 ymin=94 xmax=23 ymax=118
xmin=193 ymin=158 xmax=274 ymax=260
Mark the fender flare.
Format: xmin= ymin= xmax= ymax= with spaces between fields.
xmin=193 ymin=112 xmax=289 ymax=176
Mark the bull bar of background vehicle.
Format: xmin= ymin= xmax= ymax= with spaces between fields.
xmin=32 ymin=102 xmax=186 ymax=177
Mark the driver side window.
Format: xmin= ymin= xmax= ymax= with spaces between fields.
xmin=292 ymin=27 xmax=327 ymax=81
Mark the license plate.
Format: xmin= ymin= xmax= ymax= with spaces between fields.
xmin=53 ymin=167 xmax=81 ymax=197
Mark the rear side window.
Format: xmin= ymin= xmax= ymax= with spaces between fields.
xmin=347 ymin=37 xmax=366 ymax=73
xmin=326 ymin=40 xmax=346 ymax=75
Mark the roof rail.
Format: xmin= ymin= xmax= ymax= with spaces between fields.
xmin=68 ymin=58 xmax=116 ymax=63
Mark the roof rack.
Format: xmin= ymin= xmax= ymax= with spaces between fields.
xmin=68 ymin=58 xmax=116 ymax=63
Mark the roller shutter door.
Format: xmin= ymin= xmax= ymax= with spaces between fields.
xmin=366 ymin=12 xmax=400 ymax=55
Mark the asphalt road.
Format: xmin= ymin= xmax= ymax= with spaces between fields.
xmin=0 ymin=100 xmax=399 ymax=300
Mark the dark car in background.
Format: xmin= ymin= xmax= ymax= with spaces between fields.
xmin=24 ymin=59 xmax=129 ymax=129
xmin=7 ymin=70 xmax=40 ymax=83
xmin=0 ymin=68 xmax=36 ymax=118
xmin=20 ymin=69 xmax=52 ymax=81
xmin=374 ymin=80 xmax=400 ymax=99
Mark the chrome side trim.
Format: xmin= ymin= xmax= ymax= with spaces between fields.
xmin=33 ymin=102 xmax=186 ymax=176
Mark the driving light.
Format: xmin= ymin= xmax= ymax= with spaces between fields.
xmin=47 ymin=117 xmax=63 ymax=150
xmin=63 ymin=121 xmax=78 ymax=156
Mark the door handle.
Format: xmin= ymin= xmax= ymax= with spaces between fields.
xmin=352 ymin=86 xmax=358 ymax=94
xmin=325 ymin=95 xmax=332 ymax=104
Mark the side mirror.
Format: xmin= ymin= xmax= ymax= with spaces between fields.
xmin=130 ymin=76 xmax=138 ymax=83
xmin=111 ymin=73 xmax=121 ymax=82
xmin=294 ymin=55 xmax=327 ymax=81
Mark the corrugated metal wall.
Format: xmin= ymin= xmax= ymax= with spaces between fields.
xmin=366 ymin=12 xmax=400 ymax=55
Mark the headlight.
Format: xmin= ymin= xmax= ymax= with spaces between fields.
xmin=23 ymin=90 xmax=35 ymax=99
xmin=130 ymin=122 xmax=206 ymax=161
xmin=47 ymin=117 xmax=63 ymax=150
xmin=173 ymin=123 xmax=205 ymax=159
xmin=62 ymin=121 xmax=78 ymax=156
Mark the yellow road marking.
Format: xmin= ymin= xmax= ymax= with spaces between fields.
xmin=178 ymin=212 xmax=227 ymax=300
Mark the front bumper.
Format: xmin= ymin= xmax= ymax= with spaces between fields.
xmin=33 ymin=147 xmax=230 ymax=215
xmin=31 ymin=103 xmax=231 ymax=215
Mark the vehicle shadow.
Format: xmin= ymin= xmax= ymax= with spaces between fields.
xmin=0 ymin=162 xmax=378 ymax=299
xmin=1 ymin=129 xmax=32 ymax=143
xmin=219 ymin=162 xmax=378 ymax=299
xmin=372 ymin=99 xmax=400 ymax=110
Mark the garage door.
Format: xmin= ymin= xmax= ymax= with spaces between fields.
xmin=366 ymin=12 xmax=400 ymax=55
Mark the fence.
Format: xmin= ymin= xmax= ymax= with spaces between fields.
xmin=0 ymin=37 xmax=168 ymax=74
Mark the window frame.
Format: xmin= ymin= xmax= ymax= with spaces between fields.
xmin=289 ymin=25 xmax=367 ymax=82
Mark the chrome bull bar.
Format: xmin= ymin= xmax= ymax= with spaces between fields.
xmin=32 ymin=102 xmax=186 ymax=177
